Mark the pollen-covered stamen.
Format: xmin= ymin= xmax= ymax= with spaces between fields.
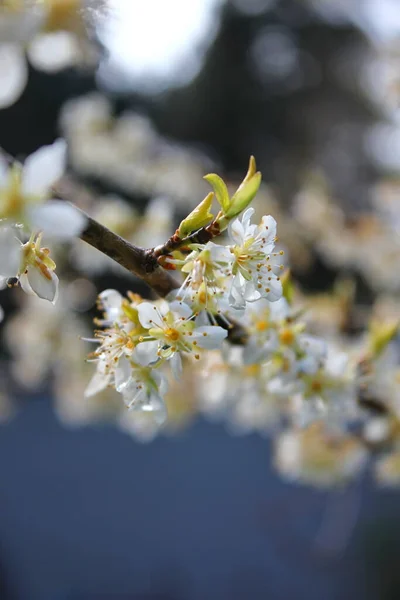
xmin=90 ymin=326 xmax=138 ymax=373
xmin=137 ymin=300 xmax=228 ymax=367
xmin=279 ymin=328 xmax=295 ymax=346
xmin=165 ymin=328 xmax=180 ymax=342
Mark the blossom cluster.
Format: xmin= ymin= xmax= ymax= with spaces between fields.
xmin=1 ymin=142 xmax=400 ymax=490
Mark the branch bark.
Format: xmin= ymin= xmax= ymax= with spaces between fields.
xmin=77 ymin=207 xmax=180 ymax=297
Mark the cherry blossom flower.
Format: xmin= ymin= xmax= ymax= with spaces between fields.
xmin=173 ymin=242 xmax=232 ymax=314
xmin=136 ymin=300 xmax=228 ymax=377
xmin=115 ymin=356 xmax=168 ymax=423
xmin=0 ymin=227 xmax=59 ymax=302
xmin=227 ymin=208 xmax=284 ymax=309
xmin=0 ymin=139 xmax=86 ymax=238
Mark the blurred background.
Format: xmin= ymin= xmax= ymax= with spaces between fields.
xmin=1 ymin=0 xmax=400 ymax=598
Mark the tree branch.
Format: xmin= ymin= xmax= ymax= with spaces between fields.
xmin=153 ymin=219 xmax=221 ymax=259
xmin=77 ymin=206 xmax=180 ymax=297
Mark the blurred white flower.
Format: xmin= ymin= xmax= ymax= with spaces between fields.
xmin=0 ymin=139 xmax=86 ymax=238
xmin=275 ymin=423 xmax=368 ymax=487
xmin=116 ymin=357 xmax=168 ymax=423
xmin=375 ymin=449 xmax=400 ymax=486
xmin=0 ymin=0 xmax=106 ymax=108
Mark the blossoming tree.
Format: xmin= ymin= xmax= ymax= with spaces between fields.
xmin=2 ymin=0 xmax=400 ymax=489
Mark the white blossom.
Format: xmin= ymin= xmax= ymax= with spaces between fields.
xmin=0 ymin=228 xmax=59 ymax=303
xmin=275 ymin=423 xmax=368 ymax=487
xmin=0 ymin=140 xmax=86 ymax=238
xmin=0 ymin=1 xmax=106 ymax=108
xmin=227 ymin=208 xmax=284 ymax=309
xmin=136 ymin=300 xmax=228 ymax=377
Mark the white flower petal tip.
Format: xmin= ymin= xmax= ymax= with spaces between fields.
xmin=193 ymin=326 xmax=228 ymax=350
xmin=27 ymin=32 xmax=80 ymax=73
xmin=84 ymin=369 xmax=111 ymax=398
xmin=20 ymin=268 xmax=59 ymax=304
xmin=0 ymin=227 xmax=22 ymax=278
xmin=29 ymin=201 xmax=87 ymax=240
xmin=137 ymin=302 xmax=167 ymax=329
xmin=22 ymin=138 xmax=67 ymax=197
xmin=0 ymin=44 xmax=27 ymax=109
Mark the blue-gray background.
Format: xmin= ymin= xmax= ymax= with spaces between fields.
xmin=0 ymin=398 xmax=398 ymax=600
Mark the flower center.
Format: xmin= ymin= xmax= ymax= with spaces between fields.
xmin=310 ymin=379 xmax=323 ymax=393
xmin=279 ymin=328 xmax=295 ymax=346
xmin=256 ymin=320 xmax=269 ymax=332
xmin=244 ymin=364 xmax=260 ymax=377
xmin=165 ymin=328 xmax=180 ymax=342
xmin=45 ymin=0 xmax=81 ymax=31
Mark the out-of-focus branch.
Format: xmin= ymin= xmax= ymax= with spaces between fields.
xmin=54 ymin=176 xmax=180 ymax=297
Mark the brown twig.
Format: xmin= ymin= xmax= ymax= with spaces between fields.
xmin=77 ymin=207 xmax=180 ymax=297
xmin=152 ymin=218 xmax=221 ymax=259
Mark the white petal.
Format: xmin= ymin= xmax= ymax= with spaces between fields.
xmin=326 ymin=351 xmax=348 ymax=378
xmin=122 ymin=380 xmax=146 ymax=409
xmin=242 ymin=281 xmax=261 ymax=303
xmin=262 ymin=277 xmax=282 ymax=302
xmin=137 ymin=302 xmax=166 ymax=329
xmin=229 ymin=275 xmax=247 ymax=310
xmin=115 ymin=356 xmax=132 ymax=392
xmin=269 ymin=297 xmax=290 ymax=320
xmin=0 ymin=44 xmax=27 ymax=109
xmin=259 ymin=215 xmax=277 ymax=240
xmin=143 ymin=394 xmax=167 ymax=425
xmin=0 ymin=154 xmax=9 ymax=188
xmin=241 ymin=207 xmax=255 ymax=229
xmin=22 ymin=139 xmax=66 ymax=197
xmin=228 ymin=218 xmax=245 ymax=246
xmin=26 ymin=264 xmax=58 ymax=303
xmin=193 ymin=326 xmax=228 ymax=349
xmin=153 ymin=370 xmax=169 ymax=397
xmin=169 ymin=300 xmax=192 ymax=319
xmin=133 ymin=340 xmax=159 ymax=366
xmin=170 ymin=352 xmax=182 ymax=379
xmin=19 ymin=272 xmax=35 ymax=296
xmin=84 ymin=368 xmax=112 ymax=397
xmin=28 ymin=201 xmax=87 ymax=239
xmin=298 ymin=335 xmax=327 ymax=360
xmin=0 ymin=227 xmax=21 ymax=277
xmin=27 ymin=32 xmax=80 ymax=73
xmin=98 ymin=289 xmax=123 ymax=321
xmin=0 ymin=4 xmax=47 ymax=45
xmin=208 ymin=242 xmax=233 ymax=264
xmin=298 ymin=355 xmax=320 ymax=376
